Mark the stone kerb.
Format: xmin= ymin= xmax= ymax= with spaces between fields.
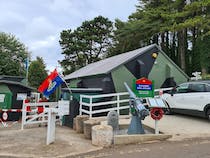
xmin=84 ymin=119 xmax=101 ymax=139
xmin=92 ymin=125 xmax=113 ymax=147
xmin=75 ymin=115 xmax=89 ymax=133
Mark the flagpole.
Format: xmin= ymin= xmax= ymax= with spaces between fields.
xmin=26 ymin=55 xmax=29 ymax=86
xmin=56 ymin=68 xmax=72 ymax=94
xmin=62 ymin=77 xmax=72 ymax=94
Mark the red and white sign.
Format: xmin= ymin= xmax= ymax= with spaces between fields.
xmin=2 ymin=112 xmax=8 ymax=121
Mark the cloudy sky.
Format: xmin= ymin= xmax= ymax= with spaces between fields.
xmin=0 ymin=0 xmax=138 ymax=72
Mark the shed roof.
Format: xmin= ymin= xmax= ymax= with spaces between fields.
xmin=0 ymin=80 xmax=35 ymax=90
xmin=0 ymin=75 xmax=25 ymax=82
xmin=65 ymin=44 xmax=156 ymax=80
xmin=0 ymin=84 xmax=11 ymax=93
xmin=64 ymin=44 xmax=189 ymax=80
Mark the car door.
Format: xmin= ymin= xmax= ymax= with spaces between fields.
xmin=163 ymin=83 xmax=190 ymax=109
xmin=181 ymin=83 xmax=206 ymax=111
xmin=171 ymin=83 xmax=192 ymax=110
xmin=188 ymin=83 xmax=210 ymax=111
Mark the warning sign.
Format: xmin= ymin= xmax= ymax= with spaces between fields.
xmin=2 ymin=112 xmax=8 ymax=121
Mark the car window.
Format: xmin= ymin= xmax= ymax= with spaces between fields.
xmin=188 ymin=83 xmax=205 ymax=92
xmin=176 ymin=83 xmax=189 ymax=93
xmin=206 ymin=84 xmax=210 ymax=92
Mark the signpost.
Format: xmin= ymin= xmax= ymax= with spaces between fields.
xmin=150 ymin=108 xmax=164 ymax=134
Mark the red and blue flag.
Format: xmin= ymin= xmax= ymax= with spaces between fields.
xmin=38 ymin=69 xmax=64 ymax=97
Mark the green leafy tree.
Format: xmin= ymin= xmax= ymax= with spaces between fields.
xmin=111 ymin=0 xmax=210 ymax=75
xmin=59 ymin=16 xmax=114 ymax=74
xmin=28 ymin=57 xmax=48 ymax=88
xmin=0 ymin=32 xmax=28 ymax=76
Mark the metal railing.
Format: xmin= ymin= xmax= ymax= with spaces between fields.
xmin=79 ymin=87 xmax=173 ymax=118
xmin=80 ymin=92 xmax=130 ymax=118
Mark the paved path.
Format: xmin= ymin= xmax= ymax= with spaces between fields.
xmin=1 ymin=114 xmax=210 ymax=157
xmin=75 ymin=137 xmax=210 ymax=158
xmin=0 ymin=125 xmax=101 ymax=158
xmin=143 ymin=114 xmax=210 ymax=140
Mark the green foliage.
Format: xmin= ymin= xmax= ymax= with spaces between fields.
xmin=202 ymin=74 xmax=210 ymax=80
xmin=194 ymin=36 xmax=210 ymax=72
xmin=28 ymin=57 xmax=48 ymax=89
xmin=0 ymin=32 xmax=28 ymax=76
xmin=59 ymin=16 xmax=114 ymax=74
xmin=111 ymin=0 xmax=210 ymax=75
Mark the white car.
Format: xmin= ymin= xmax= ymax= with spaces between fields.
xmin=162 ymin=81 xmax=210 ymax=120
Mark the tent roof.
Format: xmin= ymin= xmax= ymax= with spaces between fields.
xmin=65 ymin=44 xmax=157 ymax=80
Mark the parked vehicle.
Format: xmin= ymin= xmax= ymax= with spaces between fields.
xmin=162 ymin=80 xmax=210 ymax=120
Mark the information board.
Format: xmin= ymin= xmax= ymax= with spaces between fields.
xmin=147 ymin=98 xmax=166 ymax=108
xmin=0 ymin=94 xmax=5 ymax=102
xmin=58 ymin=100 xmax=69 ymax=116
xmin=134 ymin=77 xmax=154 ymax=98
xmin=17 ymin=93 xmax=27 ymax=100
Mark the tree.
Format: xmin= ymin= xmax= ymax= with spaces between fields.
xmin=0 ymin=32 xmax=28 ymax=76
xmin=59 ymin=16 xmax=114 ymax=74
xmin=111 ymin=0 xmax=210 ymax=75
xmin=28 ymin=57 xmax=48 ymax=88
xmin=194 ymin=35 xmax=210 ymax=74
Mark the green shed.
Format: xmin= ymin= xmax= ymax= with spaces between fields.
xmin=64 ymin=44 xmax=189 ymax=94
xmin=0 ymin=76 xmax=34 ymax=120
xmin=0 ymin=84 xmax=12 ymax=109
xmin=62 ymin=44 xmax=189 ymax=127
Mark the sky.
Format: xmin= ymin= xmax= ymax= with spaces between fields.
xmin=0 ymin=0 xmax=138 ymax=72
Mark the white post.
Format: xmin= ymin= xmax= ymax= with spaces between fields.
xmin=79 ymin=96 xmax=82 ymax=115
xmin=21 ymin=100 xmax=26 ymax=130
xmin=42 ymin=105 xmax=45 ymax=124
xmin=155 ymin=120 xmax=159 ymax=134
xmin=117 ymin=94 xmax=120 ymax=115
xmin=90 ymin=97 xmax=92 ymax=118
xmin=46 ymin=108 xmax=56 ymax=145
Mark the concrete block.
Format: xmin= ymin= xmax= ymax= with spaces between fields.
xmin=92 ymin=125 xmax=113 ymax=147
xmin=84 ymin=119 xmax=100 ymax=139
xmin=75 ymin=115 xmax=89 ymax=133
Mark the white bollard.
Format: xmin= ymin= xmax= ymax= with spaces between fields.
xmin=155 ymin=120 xmax=159 ymax=134
xmin=46 ymin=108 xmax=57 ymax=145
xmin=92 ymin=125 xmax=113 ymax=147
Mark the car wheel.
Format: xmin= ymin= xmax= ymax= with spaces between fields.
xmin=207 ymin=109 xmax=210 ymax=121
